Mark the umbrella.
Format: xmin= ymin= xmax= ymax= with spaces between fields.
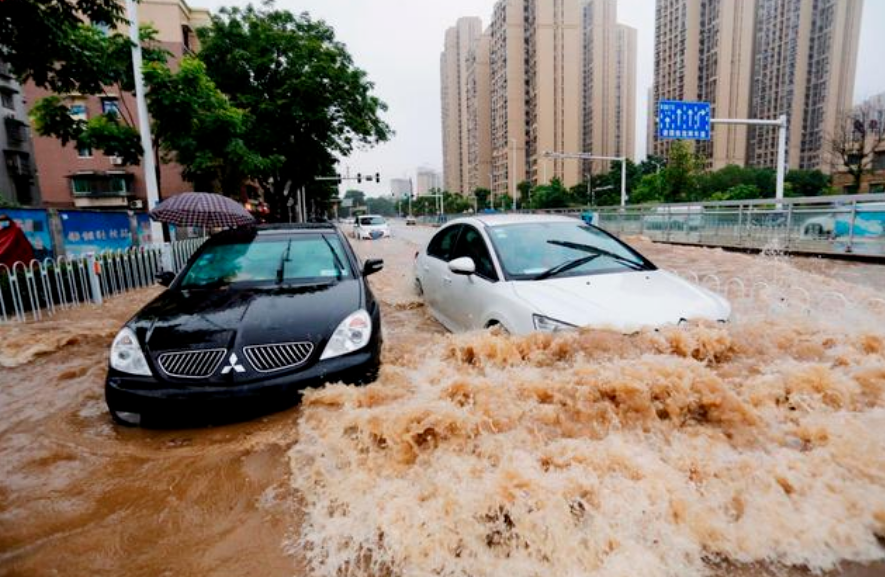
xmin=150 ymin=192 xmax=256 ymax=228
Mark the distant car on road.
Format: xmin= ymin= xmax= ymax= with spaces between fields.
xmin=414 ymin=214 xmax=730 ymax=334
xmin=353 ymin=215 xmax=391 ymax=240
xmin=105 ymin=223 xmax=384 ymax=426
xmin=405 ymin=215 xmax=417 ymax=226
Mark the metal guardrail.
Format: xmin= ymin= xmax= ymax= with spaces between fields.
xmin=483 ymin=194 xmax=885 ymax=257
xmin=0 ymin=237 xmax=206 ymax=324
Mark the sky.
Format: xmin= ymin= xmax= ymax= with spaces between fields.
xmin=198 ymin=0 xmax=885 ymax=198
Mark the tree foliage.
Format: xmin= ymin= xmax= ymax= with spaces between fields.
xmin=197 ymin=3 xmax=392 ymax=217
xmin=0 ymin=0 xmax=127 ymax=92
xmin=144 ymin=57 xmax=275 ymax=194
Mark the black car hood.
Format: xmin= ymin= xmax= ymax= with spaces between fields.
xmin=131 ymin=280 xmax=364 ymax=383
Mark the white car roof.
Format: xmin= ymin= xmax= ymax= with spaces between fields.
xmin=454 ymin=213 xmax=581 ymax=227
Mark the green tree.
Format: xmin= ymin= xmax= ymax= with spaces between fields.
xmin=472 ymin=188 xmax=491 ymax=210
xmin=197 ymin=4 xmax=392 ymax=219
xmin=0 ymin=0 xmax=127 ymax=92
xmin=630 ymin=173 xmax=666 ymax=204
xmin=143 ymin=57 xmax=275 ymax=194
xmin=662 ymin=141 xmax=704 ymax=202
xmin=29 ymin=25 xmax=169 ymax=166
xmin=785 ymin=169 xmax=831 ymax=197
xmin=365 ymin=196 xmax=395 ymax=216
xmin=530 ymin=178 xmax=572 ymax=209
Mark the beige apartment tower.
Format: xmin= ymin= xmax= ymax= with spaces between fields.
xmin=489 ymin=0 xmax=526 ymax=199
xmin=652 ymin=0 xmax=863 ymax=173
xmin=582 ymin=0 xmax=636 ymax=173
xmin=747 ymin=0 xmax=863 ymax=172
xmin=440 ymin=17 xmax=482 ymax=195
xmin=466 ymin=31 xmax=492 ymax=193
xmin=524 ymin=0 xmax=583 ymax=188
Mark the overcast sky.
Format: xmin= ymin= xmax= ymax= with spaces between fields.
xmin=198 ymin=0 xmax=884 ymax=198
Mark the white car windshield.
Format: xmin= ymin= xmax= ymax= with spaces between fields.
xmin=487 ymin=222 xmax=653 ymax=280
xmin=359 ymin=216 xmax=386 ymax=226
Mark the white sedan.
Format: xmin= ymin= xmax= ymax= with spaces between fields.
xmin=414 ymin=214 xmax=731 ymax=334
xmin=352 ymin=215 xmax=391 ymax=240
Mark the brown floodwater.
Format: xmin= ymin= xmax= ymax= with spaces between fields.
xmin=1 ymin=224 xmax=884 ymax=576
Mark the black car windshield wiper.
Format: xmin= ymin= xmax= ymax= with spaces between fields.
xmin=321 ymin=235 xmax=345 ymax=280
xmin=276 ymin=238 xmax=293 ymax=284
xmin=546 ymin=240 xmax=646 ymax=271
xmin=534 ymin=254 xmax=601 ymax=280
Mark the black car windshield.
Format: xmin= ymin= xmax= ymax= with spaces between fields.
xmin=359 ymin=216 xmax=385 ymax=226
xmin=180 ymin=234 xmax=351 ymax=288
xmin=486 ymin=221 xmax=653 ymax=280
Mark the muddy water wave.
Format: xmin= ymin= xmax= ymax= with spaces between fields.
xmin=290 ymin=233 xmax=885 ymax=577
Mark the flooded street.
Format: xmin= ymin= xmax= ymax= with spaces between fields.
xmin=2 ymin=220 xmax=885 ymax=576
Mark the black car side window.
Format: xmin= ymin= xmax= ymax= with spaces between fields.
xmin=427 ymin=225 xmax=462 ymax=262
xmin=451 ymin=225 xmax=498 ymax=281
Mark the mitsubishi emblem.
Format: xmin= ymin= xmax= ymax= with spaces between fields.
xmin=220 ymin=352 xmax=245 ymax=374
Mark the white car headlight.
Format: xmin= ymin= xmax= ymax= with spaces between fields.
xmin=110 ymin=327 xmax=152 ymax=376
xmin=532 ymin=314 xmax=577 ymax=333
xmin=320 ymin=309 xmax=373 ymax=360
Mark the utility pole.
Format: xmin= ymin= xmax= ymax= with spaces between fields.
xmin=510 ymin=138 xmax=517 ymax=211
xmin=125 ymin=0 xmax=162 ymax=244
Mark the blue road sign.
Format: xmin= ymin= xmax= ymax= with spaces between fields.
xmin=658 ymin=100 xmax=711 ymax=140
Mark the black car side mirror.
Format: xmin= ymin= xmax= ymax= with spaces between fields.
xmin=362 ymin=259 xmax=384 ymax=277
xmin=155 ymin=271 xmax=175 ymax=287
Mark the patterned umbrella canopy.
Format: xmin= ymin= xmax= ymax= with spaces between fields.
xmin=150 ymin=192 xmax=255 ymax=228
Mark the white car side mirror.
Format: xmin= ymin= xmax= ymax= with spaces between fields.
xmin=448 ymin=257 xmax=476 ymax=276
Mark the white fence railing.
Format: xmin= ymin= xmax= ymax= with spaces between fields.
xmin=0 ymin=238 xmax=205 ymax=324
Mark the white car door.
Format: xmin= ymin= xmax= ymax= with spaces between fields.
xmin=436 ymin=224 xmax=502 ymax=332
xmin=419 ymin=224 xmax=463 ymax=329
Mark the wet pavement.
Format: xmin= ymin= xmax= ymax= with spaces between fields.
xmin=1 ymin=219 xmax=884 ymax=576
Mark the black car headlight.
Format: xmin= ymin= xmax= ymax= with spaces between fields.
xmin=532 ymin=314 xmax=577 ymax=333
xmin=320 ymin=309 xmax=373 ymax=360
xmin=109 ymin=327 xmax=152 ymax=376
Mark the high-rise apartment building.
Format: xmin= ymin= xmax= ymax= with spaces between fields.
xmin=489 ymin=0 xmax=526 ymax=199
xmin=582 ymin=0 xmax=636 ymax=173
xmin=25 ymin=0 xmax=210 ymax=209
xmin=748 ymin=0 xmax=863 ymax=171
xmin=416 ymin=167 xmax=442 ymax=195
xmin=487 ymin=0 xmax=585 ymax=199
xmin=652 ymin=0 xmax=863 ymax=173
xmin=440 ymin=17 xmax=482 ymax=195
xmin=524 ymin=0 xmax=583 ymax=188
xmin=466 ymin=31 xmax=492 ymax=194
xmin=448 ymin=0 xmax=636 ymax=201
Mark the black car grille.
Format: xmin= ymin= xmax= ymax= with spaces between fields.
xmin=243 ymin=342 xmax=314 ymax=372
xmin=157 ymin=349 xmax=227 ymax=379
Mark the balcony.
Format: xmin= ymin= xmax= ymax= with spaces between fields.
xmin=4 ymin=150 xmax=33 ymax=177
xmin=5 ymin=116 xmax=27 ymax=146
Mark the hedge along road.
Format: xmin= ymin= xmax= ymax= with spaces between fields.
xmin=1 ymin=219 xmax=884 ymax=577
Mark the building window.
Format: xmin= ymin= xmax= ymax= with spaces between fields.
xmin=69 ymin=102 xmax=88 ymax=121
xmin=0 ymin=91 xmax=13 ymax=110
xmin=70 ymin=173 xmax=132 ymax=196
xmin=77 ymin=145 xmax=93 ymax=158
xmin=101 ymin=97 xmax=120 ymax=117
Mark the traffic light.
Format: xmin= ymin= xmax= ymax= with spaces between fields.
xmin=357 ymin=173 xmax=362 ymax=183
xmin=375 ymin=172 xmax=380 ymax=183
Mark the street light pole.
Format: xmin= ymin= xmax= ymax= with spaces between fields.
xmin=125 ymin=0 xmax=162 ymax=244
xmin=509 ymin=138 xmax=517 ymax=211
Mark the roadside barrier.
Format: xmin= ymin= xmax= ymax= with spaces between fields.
xmin=0 ymin=238 xmax=205 ymax=324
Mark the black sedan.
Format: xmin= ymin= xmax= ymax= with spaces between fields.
xmin=105 ymin=223 xmax=384 ymax=426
